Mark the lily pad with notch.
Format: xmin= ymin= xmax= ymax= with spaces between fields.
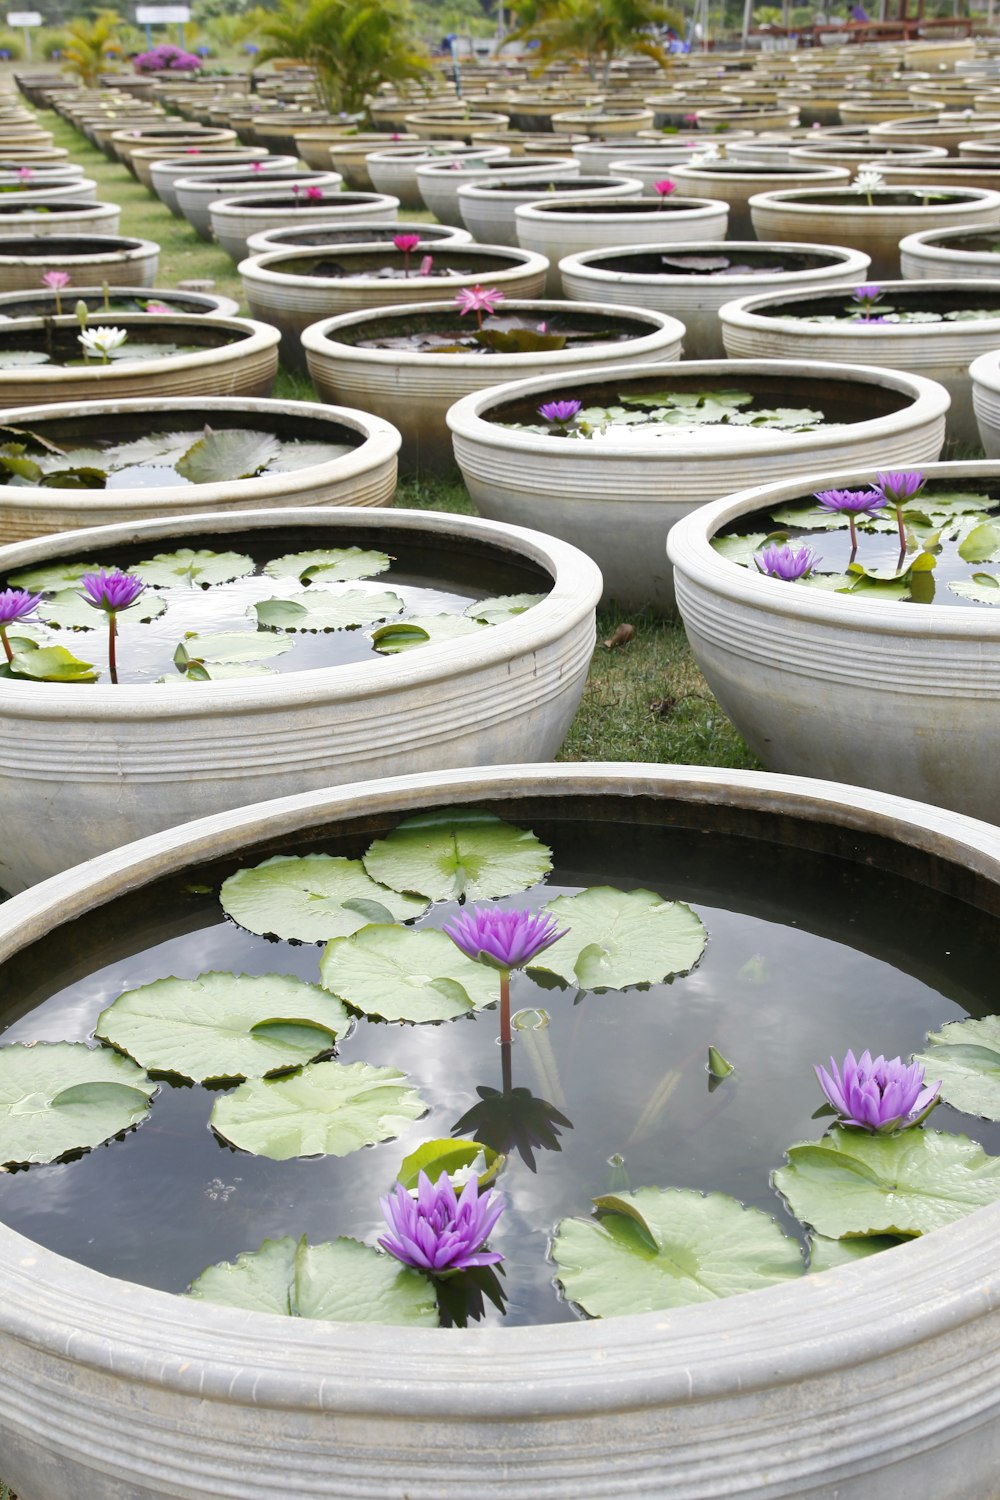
xmin=464 ymin=592 xmax=545 ymax=624
xmin=362 ymin=806 xmax=552 ymax=902
xmin=263 ymin=547 xmax=392 ymax=585
xmin=531 ymin=886 xmax=707 ymax=991
xmin=7 ymin=558 xmax=110 ymax=591
xmin=174 ymin=631 xmax=294 ymax=668
xmin=40 ymin=587 xmax=166 ymax=630
xmin=0 ymin=1041 xmax=155 ymax=1166
xmin=320 ymin=924 xmax=499 ymax=1023
xmin=220 ymin=852 xmax=429 ymax=943
xmin=396 ymin=1136 xmax=502 ymax=1189
xmin=175 ymin=427 xmax=281 ymax=484
xmin=371 ymin=613 xmax=488 ymax=653
xmin=135 ymin=548 xmax=256 ymax=589
xmin=6 ymin=644 xmax=97 ymax=681
xmin=913 ymin=1015 xmax=1000 ymax=1120
xmin=255 ymin=589 xmax=404 ymax=633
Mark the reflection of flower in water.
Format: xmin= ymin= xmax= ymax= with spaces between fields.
xmin=453 ymin=1084 xmax=573 ymax=1173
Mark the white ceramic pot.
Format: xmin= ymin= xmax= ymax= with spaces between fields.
xmin=240 ymin=244 xmax=549 ymax=369
xmin=969 ymin=349 xmax=1000 ymax=454
xmin=0 ymin=508 xmax=600 ymax=889
xmin=458 ymin=174 xmax=638 ymax=248
xmin=866 ymin=157 xmax=1000 ymax=194
xmin=900 ymin=224 xmax=1000 ymax=279
xmin=148 ymin=151 xmax=291 ymax=215
xmin=209 ymin=189 xmax=398 ymax=262
xmin=302 ymin=299 xmax=685 ymax=474
xmin=666 ymin=161 xmax=850 ymax=238
xmin=416 ymin=156 xmax=578 ymax=226
xmin=0 ymin=178 xmax=97 ymax=204
xmin=0 ymin=198 xmax=121 ymax=237
xmin=788 ymin=142 xmax=950 ymax=170
xmin=667 ymin=459 xmax=1000 ymax=819
xmin=748 ymin=185 xmax=1000 ymax=278
xmin=0 ymin=285 xmax=240 ymax=320
xmin=0 ymin=234 xmax=160 ymax=293
xmin=175 ymin=167 xmax=341 ymax=240
xmin=327 ymin=135 xmax=420 ymax=191
xmin=243 ymin=220 xmax=473 ymax=257
xmin=870 ymin=114 xmax=1000 ymax=155
xmin=0 ymin=394 xmax=401 ymax=542
xmin=367 ymin=145 xmax=509 ymax=211
xmin=447 ymin=359 xmax=948 ymax=614
xmin=719 ymin=278 xmax=1000 ymax=444
xmin=559 ymin=242 xmax=871 ymax=358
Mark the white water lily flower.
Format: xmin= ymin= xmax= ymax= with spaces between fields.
xmin=79 ymin=325 xmax=128 ymax=360
xmin=690 ymin=144 xmax=720 ymax=167
xmin=855 ymin=167 xmax=885 ymax=194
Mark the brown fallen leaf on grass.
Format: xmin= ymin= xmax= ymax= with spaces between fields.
xmin=649 ymin=696 xmax=676 ymax=718
xmin=602 ymin=623 xmax=635 ymax=649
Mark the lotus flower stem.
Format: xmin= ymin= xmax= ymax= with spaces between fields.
xmin=499 ymin=969 xmax=511 ymax=1045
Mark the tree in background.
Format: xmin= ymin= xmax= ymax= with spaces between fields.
xmin=61 ymin=9 xmax=125 ymax=82
xmin=509 ymin=0 xmax=684 ymax=82
xmin=257 ymin=0 xmax=433 ymax=112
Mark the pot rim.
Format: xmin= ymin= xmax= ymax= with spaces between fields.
xmin=239 ymin=243 xmax=551 ymax=288
xmin=0 ymin=312 xmax=277 ymax=386
xmin=557 ymin=240 xmax=871 ymax=287
xmin=719 ymin=276 xmax=1000 ymax=336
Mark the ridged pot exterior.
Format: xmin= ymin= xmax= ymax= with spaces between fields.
xmin=668 ymin=460 xmax=1000 ymax=820
xmin=367 ymin=146 xmax=509 ymax=210
xmin=0 ymin=238 xmax=160 ymax=293
xmin=149 ymin=152 xmax=291 ymax=215
xmin=176 ymin=169 xmax=342 ymax=240
xmin=0 ymin=396 xmax=400 ymax=542
xmin=0 ymin=315 xmax=279 ymax=410
xmin=900 ymin=227 xmax=1000 ymax=280
xmin=559 ymin=242 xmax=872 ymax=358
xmin=417 ymin=158 xmax=578 ymax=226
xmin=666 ymin=162 xmax=849 ymax=238
xmin=750 ymin=188 xmax=1000 ymax=277
xmin=518 ymin=197 xmax=730 ymax=293
xmin=7 ymin=763 xmax=1000 ymax=1496
xmin=969 ymin=350 xmax=1000 ymax=455
xmin=0 ymin=286 xmax=240 ymax=321
xmin=243 ymin=221 xmax=473 ymax=257
xmin=210 ymin=192 xmax=397 ymax=262
xmin=447 ymin=359 xmax=948 ymax=614
xmin=872 ymin=160 xmax=1000 ymax=194
xmin=240 ymin=248 xmax=550 ymax=370
xmin=718 ymin=279 xmax=1000 ymax=444
xmin=0 ymin=510 xmax=600 ymax=890
xmin=457 ymin=178 xmax=639 ymax=249
xmin=0 ymin=201 xmax=121 ymax=237
xmin=302 ymin=300 xmax=685 ymax=475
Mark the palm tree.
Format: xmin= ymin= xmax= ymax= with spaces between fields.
xmin=61 ymin=9 xmax=124 ymax=85
xmin=510 ymin=0 xmax=683 ymax=84
xmin=258 ymin=0 xmax=432 ymax=115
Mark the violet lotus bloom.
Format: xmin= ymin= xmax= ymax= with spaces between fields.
xmin=538 ymin=398 xmax=582 ymax=430
xmin=79 ymin=569 xmax=145 ymax=614
xmin=0 ymin=587 xmax=41 ymax=663
xmin=815 ymin=1049 xmax=940 ymax=1133
xmin=753 ymin=542 xmax=819 ymax=581
xmin=850 ymin=284 xmax=882 ymax=307
xmin=443 ymin=906 xmax=568 ymax=972
xmin=814 ymin=486 xmax=886 ymax=551
xmin=874 ymin=469 xmax=925 ymax=550
xmin=379 ymin=1169 xmax=504 ymax=1274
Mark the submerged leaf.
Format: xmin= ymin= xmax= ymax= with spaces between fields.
xmin=319 ymin=924 xmax=498 ymax=1023
xmin=531 ymin=886 xmax=707 ymax=991
xmin=220 ymin=853 xmax=429 ymax=943
xmin=0 ymin=1042 xmax=155 ymax=1166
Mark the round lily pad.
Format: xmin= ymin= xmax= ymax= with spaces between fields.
xmin=6 ymin=558 xmax=109 ymax=592
xmin=464 ymin=593 xmax=545 ymax=624
xmin=807 ymin=1233 xmax=903 ymax=1275
xmin=134 ymin=549 xmax=256 ymax=588
xmin=95 ymin=971 xmax=351 ymax=1083
xmin=255 ymin=589 xmax=403 ymax=633
xmin=362 ymin=807 xmax=552 ymax=902
xmin=319 ymin=924 xmax=499 ymax=1023
xmin=40 ymin=587 xmax=166 ymax=630
xmin=914 ymin=1015 xmax=1000 ymax=1120
xmin=210 ymin=1058 xmax=427 ymax=1160
xmin=187 ymin=1233 xmax=438 ymax=1324
xmin=263 ymin=547 xmax=391 ymax=584
xmin=533 ymin=886 xmax=707 ymax=991
xmin=371 ymin=614 xmax=488 ymax=654
xmin=219 ymin=853 xmax=429 ymax=943
xmin=552 ymin=1188 xmax=803 ymax=1317
xmin=173 ymin=631 xmax=293 ymax=667
xmin=0 ymin=1041 xmax=155 ymax=1166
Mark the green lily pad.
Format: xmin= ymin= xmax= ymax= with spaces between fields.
xmin=266 ymin=439 xmax=357 ymax=472
xmin=913 ymin=1015 xmax=1000 ymax=1120
xmin=807 ymin=1233 xmax=904 ymax=1274
xmin=173 ymin=631 xmax=293 ymax=667
xmin=362 ymin=807 xmax=552 ymax=902
xmin=101 ymin=432 xmax=193 ymax=468
xmin=263 ymin=547 xmax=391 ymax=584
xmin=134 ymin=548 xmax=256 ymax=588
xmin=220 ymin=853 xmax=429 ymax=943
xmin=175 ymin=427 xmax=281 ymax=483
xmin=0 ymin=350 xmax=49 ymax=367
xmin=949 ymin=572 xmax=1000 ymax=605
xmin=8 ymin=644 xmax=97 ymax=681
xmin=96 ymin=971 xmax=351 ymax=1082
xmin=187 ymin=1233 xmax=438 ymax=1325
xmin=396 ymin=1136 xmax=501 ymax=1190
xmin=551 ymin=1187 xmax=803 ymax=1317
xmin=773 ymin=1126 xmax=1000 ymax=1239
xmin=531 ymin=886 xmax=707 ymax=991
xmin=161 ymin=661 xmax=279 ymax=683
xmin=40 ymin=587 xmax=166 ymax=630
xmin=255 ymin=589 xmax=403 ymax=633
xmin=0 ymin=1042 xmax=155 ymax=1166
xmin=710 ymin=531 xmax=771 ymax=563
xmin=958 ymin=522 xmax=1000 ymax=564
xmin=38 ymin=465 xmax=108 ymax=490
xmin=6 ymin=558 xmax=108 ymax=591
xmin=371 ymin=613 xmax=487 ymax=654
xmin=320 ymin=925 xmax=499 ymax=1023
xmin=210 ymin=1058 xmax=427 ymax=1160
xmin=464 ymin=593 xmax=546 ymax=624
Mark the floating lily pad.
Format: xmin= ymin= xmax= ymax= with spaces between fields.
xmin=7 ymin=644 xmax=97 ymax=681
xmin=773 ymin=1126 xmax=1000 ymax=1239
xmin=263 ymin=547 xmax=391 ymax=584
xmin=175 ymin=427 xmax=281 ymax=484
xmin=531 ymin=886 xmax=707 ymax=991
xmin=162 ymin=661 xmax=278 ymax=683
xmin=949 ymin=573 xmax=1000 ymax=605
xmin=464 ymin=593 xmax=545 ymax=624
xmin=255 ymin=589 xmax=403 ymax=633
xmin=0 ymin=350 xmax=49 ymax=367
xmin=371 ymin=613 xmax=487 ymax=653
xmin=551 ymin=1187 xmax=803 ymax=1317
xmin=134 ymin=548 xmax=256 ymax=589
xmin=40 ymin=587 xmax=166 ymax=630
xmin=96 ymin=971 xmax=351 ymax=1082
xmin=220 ymin=853 xmax=429 ymax=943
xmin=173 ymin=631 xmax=293 ymax=667
xmin=807 ymin=1233 xmax=904 ymax=1274
xmin=710 ymin=531 xmax=771 ymax=563
xmin=396 ymin=1136 xmax=501 ymax=1190
xmin=187 ymin=1233 xmax=438 ymax=1325
xmin=0 ymin=1041 xmax=155 ymax=1166
xmin=210 ymin=1058 xmax=427 ymax=1160
xmin=7 ymin=558 xmax=108 ymax=591
xmin=362 ymin=807 xmax=552 ymax=902
xmin=958 ymin=522 xmax=1000 ymax=564
xmin=319 ymin=925 xmax=499 ymax=1023
xmin=38 ymin=465 xmax=107 ymax=489
xmin=266 ymin=440 xmax=356 ymax=473
xmin=102 ymin=431 xmax=193 ymax=468
xmin=913 ymin=1015 xmax=1000 ymax=1120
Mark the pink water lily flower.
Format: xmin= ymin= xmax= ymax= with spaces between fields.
xmin=304 ymin=185 xmax=324 ymax=201
xmin=42 ymin=270 xmax=70 ymax=289
xmin=653 ymin=178 xmax=676 ymax=199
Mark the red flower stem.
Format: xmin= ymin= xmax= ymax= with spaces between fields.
xmin=499 ymin=968 xmax=511 ymax=1045
xmin=501 ymin=1038 xmax=513 ymax=1094
xmin=895 ymin=503 xmax=906 ymax=551
xmin=0 ymin=626 xmax=10 ymax=663
xmin=108 ymin=611 xmax=118 ymax=685
xmin=848 ymin=514 xmax=857 ymax=551
xmin=476 ymin=308 xmax=483 ymax=330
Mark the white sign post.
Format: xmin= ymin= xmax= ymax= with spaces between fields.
xmin=135 ymin=3 xmax=191 ymax=47
xmin=6 ymin=11 xmax=41 ymax=61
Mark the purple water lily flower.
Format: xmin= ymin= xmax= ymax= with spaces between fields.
xmin=444 ymin=906 xmax=568 ymax=972
xmin=379 ymin=1169 xmax=504 ymax=1274
xmin=815 ymin=486 xmax=887 ymax=551
xmin=753 ymin=542 xmax=819 ymax=581
xmin=851 ymin=284 xmax=882 ymax=306
xmin=815 ymin=1049 xmax=940 ymax=1132
xmin=538 ymin=398 xmax=582 ymax=430
xmin=79 ymin=569 xmax=145 ymax=684
xmin=0 ymin=587 xmax=41 ymax=662
xmin=874 ymin=469 xmax=925 ymax=550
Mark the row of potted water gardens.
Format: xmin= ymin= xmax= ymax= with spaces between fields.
xmin=7 ymin=61 xmax=1000 ymax=1500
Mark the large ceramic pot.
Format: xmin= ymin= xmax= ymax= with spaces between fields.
xmin=968 ymin=349 xmax=1000 ymax=454
xmin=326 ymin=134 xmax=420 ymax=190
xmin=367 ymin=145 xmax=509 ymax=211
xmin=0 ymin=284 xmax=240 ymax=319
xmin=666 ymin=161 xmax=850 ymax=238
xmin=5 ymin=760 xmax=1000 ymax=1496
xmin=148 ymin=151 xmax=291 ymax=215
xmin=209 ymin=188 xmax=398 ymax=262
xmin=869 ymin=114 xmax=1000 ymax=156
xmin=0 ymin=234 xmax=160 ymax=293
xmin=0 ymin=177 xmax=97 ymax=204
xmin=0 ymin=507 xmax=600 ymax=890
xmin=748 ymin=184 xmax=1000 ymax=278
xmin=718 ymin=279 xmax=1000 ymax=444
xmin=239 ymin=245 xmax=549 ymax=369
xmin=302 ymin=299 xmax=686 ymax=474
xmin=415 ymin=155 xmax=578 ymax=226
xmin=0 ymin=313 xmax=279 ymax=409
xmin=0 ymin=394 xmax=401 ymax=541
xmin=865 ymin=157 xmax=1000 ymax=194
xmin=899 ymin=224 xmax=1000 ymax=280
xmin=0 ymin=198 xmax=121 ymax=237
xmin=667 ymin=459 xmax=1000 ymax=821
xmin=458 ymin=175 xmax=643 ymax=249
xmin=559 ymin=242 xmax=871 ymax=358
xmin=175 ymin=168 xmax=343 ymax=241
xmin=788 ymin=141 xmax=950 ymax=170
xmin=243 ymin=221 xmax=472 ymax=257
xmin=447 ymin=359 xmax=948 ymax=613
